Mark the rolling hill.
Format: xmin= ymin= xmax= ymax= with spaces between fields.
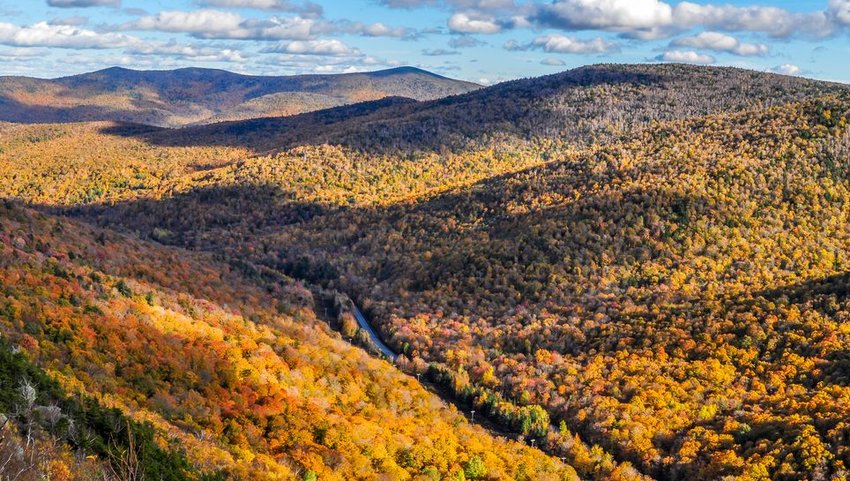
xmin=116 ymin=63 xmax=850 ymax=153
xmin=0 ymin=66 xmax=479 ymax=127
xmin=3 ymin=63 xmax=850 ymax=480
xmin=0 ymin=198 xmax=584 ymax=481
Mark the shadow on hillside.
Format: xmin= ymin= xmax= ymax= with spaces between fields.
xmin=754 ymin=272 xmax=850 ymax=305
xmin=748 ymin=272 xmax=850 ymax=386
xmin=0 ymin=96 xmax=145 ymax=125
xmin=96 ymin=68 xmax=668 ymax=154
xmin=98 ymin=96 xmax=422 ymax=154
xmin=24 ymin=149 xmax=816 ymax=480
xmin=54 ymin=183 xmax=332 ymax=251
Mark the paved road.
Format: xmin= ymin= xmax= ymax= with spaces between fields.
xmin=351 ymin=304 xmax=398 ymax=362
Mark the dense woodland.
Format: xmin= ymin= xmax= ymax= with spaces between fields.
xmin=126 ymin=64 xmax=850 ymax=154
xmin=2 ymin=64 xmax=850 ymax=480
xmin=0 ymin=201 xmax=581 ymax=480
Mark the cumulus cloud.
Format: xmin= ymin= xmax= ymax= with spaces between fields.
xmin=130 ymin=10 xmax=243 ymax=35
xmin=530 ymin=0 xmax=842 ymax=39
xmin=531 ymin=34 xmax=617 ymax=53
xmin=448 ymin=12 xmax=504 ymax=33
xmin=380 ymin=0 xmax=516 ymax=8
xmin=263 ymin=39 xmax=357 ymax=56
xmin=535 ymin=0 xmax=673 ymax=31
xmin=502 ymin=39 xmax=523 ymax=51
xmin=196 ymin=0 xmax=322 ymax=17
xmin=127 ymin=10 xmax=321 ymax=40
xmin=829 ymin=0 xmax=850 ymax=25
xmin=0 ymin=21 xmax=136 ymax=48
xmin=672 ymin=2 xmax=831 ymax=38
xmin=656 ymin=50 xmax=715 ymax=64
xmin=126 ymin=10 xmax=415 ymax=41
xmin=337 ymin=21 xmax=415 ymax=38
xmin=47 ymin=0 xmax=120 ymax=7
xmin=772 ymin=64 xmax=802 ymax=76
xmin=505 ymin=34 xmax=616 ymax=54
xmin=128 ymin=41 xmax=246 ymax=62
xmin=258 ymin=51 xmax=401 ymax=74
xmin=672 ymin=32 xmax=768 ymax=56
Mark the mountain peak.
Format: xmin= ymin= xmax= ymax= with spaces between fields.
xmin=369 ymin=66 xmax=446 ymax=78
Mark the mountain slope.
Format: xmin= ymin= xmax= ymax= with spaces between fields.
xmin=4 ymin=63 xmax=850 ymax=480
xmin=126 ymin=63 xmax=850 ymax=153
xmin=0 ymin=200 xmax=581 ymax=481
xmin=0 ymin=66 xmax=479 ymax=127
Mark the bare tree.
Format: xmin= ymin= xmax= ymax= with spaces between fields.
xmin=108 ymin=422 xmax=143 ymax=481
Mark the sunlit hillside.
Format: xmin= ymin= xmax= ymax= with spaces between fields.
xmin=0 ymin=66 xmax=479 ymax=127
xmin=0 ymin=201 xmax=584 ymax=480
xmin=2 ymin=63 xmax=850 ymax=481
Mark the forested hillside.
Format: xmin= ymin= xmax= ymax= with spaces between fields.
xmin=0 ymin=66 xmax=478 ymax=127
xmin=0 ymin=200 xmax=583 ymax=480
xmin=123 ymin=64 xmax=850 ymax=153
xmin=3 ymin=63 xmax=850 ymax=480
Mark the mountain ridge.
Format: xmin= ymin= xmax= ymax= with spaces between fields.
xmin=113 ymin=63 xmax=850 ymax=154
xmin=0 ymin=65 xmax=480 ymax=127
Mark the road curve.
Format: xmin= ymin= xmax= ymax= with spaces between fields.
xmin=351 ymin=304 xmax=398 ymax=362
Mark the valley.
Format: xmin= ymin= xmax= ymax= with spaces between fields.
xmin=1 ymin=62 xmax=849 ymax=480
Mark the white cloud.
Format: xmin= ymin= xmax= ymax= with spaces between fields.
xmin=47 ymin=0 xmax=119 ymax=7
xmin=196 ymin=0 xmax=322 ymax=17
xmin=0 ymin=21 xmax=136 ymax=48
xmin=127 ymin=41 xmax=247 ymax=62
xmin=264 ymin=39 xmax=356 ymax=56
xmin=127 ymin=10 xmax=320 ymax=40
xmin=380 ymin=0 xmax=517 ymax=8
xmin=672 ymin=2 xmax=830 ymax=38
xmin=257 ymin=51 xmax=400 ymax=74
xmin=534 ymin=0 xmax=674 ymax=33
xmin=126 ymin=10 xmax=414 ymax=41
xmin=830 ymin=0 xmax=850 ymax=26
xmin=379 ymin=0 xmax=439 ymax=8
xmin=657 ymin=50 xmax=715 ymax=64
xmin=532 ymin=0 xmax=841 ymax=39
xmin=341 ymin=21 xmax=413 ymax=38
xmin=541 ymin=57 xmax=566 ymax=66
xmin=672 ymin=32 xmax=768 ymax=56
xmin=503 ymin=39 xmax=523 ymax=51
xmin=530 ymin=34 xmax=617 ymax=53
xmin=130 ymin=10 xmax=243 ymax=35
xmin=448 ymin=12 xmax=502 ymax=33
xmin=232 ymin=17 xmax=323 ymax=40
xmin=772 ymin=64 xmax=802 ymax=76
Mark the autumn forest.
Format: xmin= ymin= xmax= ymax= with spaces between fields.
xmin=1 ymin=63 xmax=849 ymax=481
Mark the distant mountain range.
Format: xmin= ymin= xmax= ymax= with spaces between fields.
xmin=0 ymin=66 xmax=480 ymax=127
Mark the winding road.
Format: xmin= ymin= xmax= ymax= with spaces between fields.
xmin=351 ymin=304 xmax=398 ymax=362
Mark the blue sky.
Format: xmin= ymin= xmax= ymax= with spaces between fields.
xmin=0 ymin=0 xmax=848 ymax=84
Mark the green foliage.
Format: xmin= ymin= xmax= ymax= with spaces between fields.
xmin=463 ymin=455 xmax=487 ymax=479
xmin=0 ymin=338 xmax=194 ymax=480
xmin=115 ymin=279 xmax=133 ymax=297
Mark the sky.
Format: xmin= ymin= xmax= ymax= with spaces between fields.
xmin=0 ymin=0 xmax=848 ymax=84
